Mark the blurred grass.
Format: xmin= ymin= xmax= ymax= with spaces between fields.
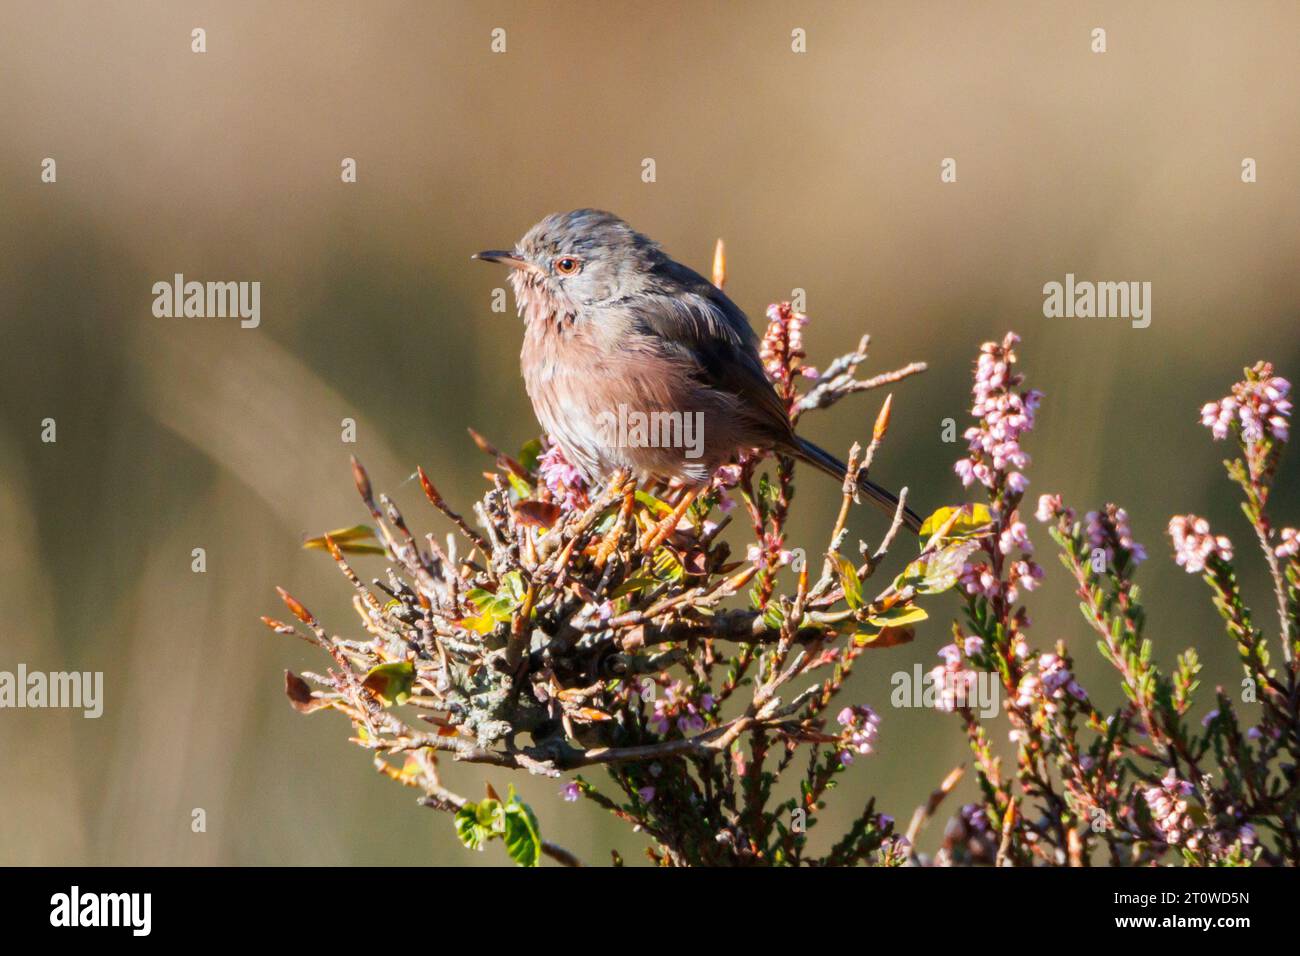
xmin=0 ymin=0 xmax=1296 ymax=864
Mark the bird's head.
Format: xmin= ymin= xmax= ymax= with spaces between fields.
xmin=474 ymin=209 xmax=661 ymax=319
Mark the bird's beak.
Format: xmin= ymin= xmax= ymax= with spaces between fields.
xmin=472 ymin=250 xmax=535 ymax=272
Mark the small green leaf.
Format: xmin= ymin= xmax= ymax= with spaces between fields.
xmin=501 ymin=787 xmax=542 ymax=868
xmin=462 ymin=583 xmax=520 ymax=632
xmin=519 ymin=438 xmax=544 ymax=474
xmin=611 ymin=574 xmax=657 ymax=599
xmin=896 ymin=539 xmax=980 ymax=594
xmin=506 ymin=471 xmax=534 ymax=499
xmin=652 ymin=548 xmax=685 ymax=583
xmin=635 ymin=490 xmax=674 ymax=518
xmin=453 ymin=790 xmax=542 ymax=867
xmin=831 ymin=553 xmax=863 ymax=609
xmin=362 ymin=661 xmax=416 ymax=706
xmin=757 ymin=474 xmax=779 ymax=521
xmin=501 ymin=571 xmax=527 ymax=604
xmin=762 ymin=602 xmax=787 ymax=630
xmin=454 ymin=798 xmax=502 ymax=852
xmin=302 ymin=524 xmax=386 ymax=555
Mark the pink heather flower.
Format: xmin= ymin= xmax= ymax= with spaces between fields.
xmin=561 ymin=781 xmax=580 ymax=802
xmin=1034 ymin=493 xmax=1072 ymax=524
xmin=959 ymin=561 xmax=1000 ymax=600
xmin=941 ymin=802 xmax=999 ymax=863
xmin=761 ymin=302 xmax=810 ymax=386
xmin=960 ymin=803 xmax=992 ymax=835
xmin=538 ymin=441 xmax=587 ymax=510
xmin=1014 ymin=654 xmax=1086 ymax=714
xmin=963 ymin=635 xmax=985 ymax=656
xmin=998 ymin=520 xmax=1032 ymax=555
xmin=1201 ymin=362 xmax=1291 ymax=444
xmin=649 ymin=682 xmax=708 ymax=736
xmin=1277 ymin=528 xmax=1299 ymax=560
xmin=1168 ymin=515 xmax=1233 ymax=573
xmin=955 ymin=333 xmax=1040 ymax=496
xmin=746 ymin=536 xmax=795 ymax=569
xmin=711 ymin=462 xmax=745 ymax=490
xmin=836 ymin=704 xmax=881 ymax=763
xmin=1007 ymin=560 xmax=1044 ymax=602
xmin=929 ymin=650 xmax=981 ymax=713
xmin=1040 ymin=653 xmax=1087 ymax=701
xmin=1143 ymin=770 xmax=1197 ymax=845
xmin=1086 ymin=505 xmax=1148 ymax=565
xmin=1013 ymin=674 xmax=1040 ymax=709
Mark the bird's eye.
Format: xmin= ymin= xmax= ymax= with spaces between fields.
xmin=554 ymin=257 xmax=580 ymax=276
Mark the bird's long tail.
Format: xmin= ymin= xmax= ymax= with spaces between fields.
xmin=788 ymin=436 xmax=923 ymax=533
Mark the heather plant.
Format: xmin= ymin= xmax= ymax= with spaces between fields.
xmin=267 ymin=290 xmax=1298 ymax=866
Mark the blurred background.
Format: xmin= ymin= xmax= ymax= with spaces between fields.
xmin=0 ymin=0 xmax=1297 ymax=865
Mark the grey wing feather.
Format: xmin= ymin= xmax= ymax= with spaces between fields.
xmin=632 ymin=259 xmax=795 ymax=442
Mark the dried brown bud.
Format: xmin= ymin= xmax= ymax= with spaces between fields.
xmin=873 ymin=393 xmax=893 ymax=442
xmin=417 ymin=466 xmax=444 ymax=507
xmin=276 ymin=586 xmax=317 ymax=626
xmin=350 ymin=455 xmax=377 ymax=515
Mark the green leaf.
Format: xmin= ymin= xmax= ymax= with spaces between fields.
xmin=635 ymin=490 xmax=674 ymax=518
xmin=757 ymin=474 xmax=780 ymax=521
xmin=501 ymin=787 xmax=542 ymax=868
xmin=896 ymin=539 xmax=980 ymax=595
xmin=762 ymin=602 xmax=787 ymax=631
xmin=506 ymin=471 xmax=534 ymax=499
xmin=302 ymin=524 xmax=386 ymax=555
xmin=454 ymin=798 xmax=504 ymax=852
xmin=454 ymin=790 xmax=542 ymax=867
xmin=611 ymin=574 xmax=657 ymax=599
xmin=462 ymin=580 xmax=523 ymax=633
xmin=501 ymin=571 xmax=527 ymax=604
xmin=652 ymin=548 xmax=685 ymax=583
xmin=519 ymin=438 xmax=544 ymax=474
xmin=831 ymin=553 xmax=863 ymax=609
xmin=361 ymin=661 xmax=416 ymax=706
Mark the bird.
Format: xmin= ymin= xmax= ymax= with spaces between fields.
xmin=473 ymin=209 xmax=922 ymax=533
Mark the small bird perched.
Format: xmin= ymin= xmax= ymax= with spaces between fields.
xmin=474 ymin=209 xmax=921 ymax=532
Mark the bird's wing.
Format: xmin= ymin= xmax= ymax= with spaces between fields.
xmin=627 ymin=260 xmax=794 ymax=443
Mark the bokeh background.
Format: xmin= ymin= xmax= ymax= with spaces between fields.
xmin=1 ymin=0 xmax=1297 ymax=865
